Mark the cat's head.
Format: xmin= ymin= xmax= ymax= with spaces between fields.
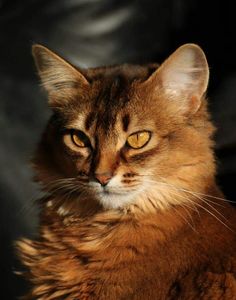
xmin=32 ymin=44 xmax=215 ymax=213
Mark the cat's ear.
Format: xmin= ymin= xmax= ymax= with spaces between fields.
xmin=32 ymin=44 xmax=89 ymax=107
xmin=144 ymin=44 xmax=209 ymax=114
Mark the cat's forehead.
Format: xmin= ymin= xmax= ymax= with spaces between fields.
xmin=68 ymin=87 xmax=140 ymax=135
xmin=67 ymin=64 xmax=159 ymax=132
xmin=82 ymin=63 xmax=159 ymax=82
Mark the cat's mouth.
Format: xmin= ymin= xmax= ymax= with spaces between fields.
xmin=98 ymin=187 xmax=128 ymax=196
xmin=87 ymin=179 xmax=142 ymax=209
xmin=89 ymin=180 xmax=129 ymax=194
xmin=93 ymin=185 xmax=140 ymax=209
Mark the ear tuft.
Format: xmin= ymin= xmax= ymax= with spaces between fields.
xmin=32 ymin=45 xmax=89 ymax=107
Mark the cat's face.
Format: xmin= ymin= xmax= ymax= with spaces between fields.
xmin=33 ymin=44 xmax=215 ymax=212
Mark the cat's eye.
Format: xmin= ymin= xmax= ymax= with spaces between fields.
xmin=71 ymin=130 xmax=90 ymax=148
xmin=127 ymin=131 xmax=151 ymax=149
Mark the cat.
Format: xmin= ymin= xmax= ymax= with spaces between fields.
xmin=17 ymin=43 xmax=236 ymax=300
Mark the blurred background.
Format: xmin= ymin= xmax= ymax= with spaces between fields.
xmin=1 ymin=0 xmax=236 ymax=298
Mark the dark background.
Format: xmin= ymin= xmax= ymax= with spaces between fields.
xmin=1 ymin=0 xmax=236 ymax=298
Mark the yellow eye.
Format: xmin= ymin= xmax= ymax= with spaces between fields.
xmin=127 ymin=131 xmax=151 ymax=149
xmin=71 ymin=131 xmax=90 ymax=148
xmin=72 ymin=134 xmax=85 ymax=147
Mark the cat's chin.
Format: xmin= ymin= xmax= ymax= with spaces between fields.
xmin=96 ymin=191 xmax=138 ymax=210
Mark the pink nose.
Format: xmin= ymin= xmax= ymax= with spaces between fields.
xmin=95 ymin=173 xmax=112 ymax=186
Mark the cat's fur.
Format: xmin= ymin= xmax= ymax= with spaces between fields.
xmin=17 ymin=44 xmax=236 ymax=299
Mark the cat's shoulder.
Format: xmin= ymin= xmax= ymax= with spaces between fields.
xmin=177 ymin=256 xmax=236 ymax=299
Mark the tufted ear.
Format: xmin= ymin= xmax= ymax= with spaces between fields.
xmin=32 ymin=44 xmax=89 ymax=108
xmin=144 ymin=44 xmax=209 ymax=114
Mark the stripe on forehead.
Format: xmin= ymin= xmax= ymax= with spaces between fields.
xmin=122 ymin=114 xmax=130 ymax=132
xmin=85 ymin=112 xmax=96 ymax=131
xmin=94 ymin=75 xmax=131 ymax=131
xmin=70 ymin=74 xmax=133 ymax=132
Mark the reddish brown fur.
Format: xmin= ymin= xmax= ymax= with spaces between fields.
xmin=17 ymin=44 xmax=236 ymax=299
xmin=17 ymin=197 xmax=236 ymax=300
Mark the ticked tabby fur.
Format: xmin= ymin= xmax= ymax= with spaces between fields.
xmin=17 ymin=44 xmax=236 ymax=299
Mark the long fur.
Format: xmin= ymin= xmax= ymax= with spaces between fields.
xmin=17 ymin=44 xmax=236 ymax=299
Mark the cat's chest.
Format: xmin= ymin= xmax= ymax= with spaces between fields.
xmin=52 ymin=216 xmax=190 ymax=287
xmin=54 ymin=212 xmax=198 ymax=273
xmin=20 ymin=209 xmax=236 ymax=299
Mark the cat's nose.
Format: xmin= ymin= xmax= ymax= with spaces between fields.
xmin=95 ymin=173 xmax=112 ymax=186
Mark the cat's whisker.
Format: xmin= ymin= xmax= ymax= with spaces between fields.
xmin=159 ymin=181 xmax=228 ymax=222
xmin=44 ymin=177 xmax=86 ymax=189
xmin=42 ymin=177 xmax=76 ymax=188
xmin=196 ymin=196 xmax=225 ymax=208
xmin=138 ymin=173 xmax=235 ymax=205
xmin=57 ymin=186 xmax=92 ymax=212
xmin=45 ymin=177 xmax=92 ymax=198
xmin=63 ymin=186 xmax=79 ymax=202
xmin=167 ymin=189 xmax=201 ymax=217
xmin=193 ymin=201 xmax=234 ymax=232
xmin=48 ymin=184 xmax=75 ymax=195
xmin=178 ymin=204 xmax=195 ymax=229
xmin=17 ymin=189 xmax=46 ymax=217
xmin=182 ymin=190 xmax=229 ymax=222
xmin=181 ymin=201 xmax=200 ymax=217
xmin=177 ymin=192 xmax=232 ymax=232
xmin=43 ymin=181 xmax=74 ymax=193
xmin=172 ymin=205 xmax=197 ymax=232
xmin=158 ymin=184 xmax=232 ymax=231
xmin=152 ymin=178 xmax=228 ymax=220
xmin=144 ymin=177 xmax=226 ymax=208
xmin=142 ymin=178 xmax=233 ymax=230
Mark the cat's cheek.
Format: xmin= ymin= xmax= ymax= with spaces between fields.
xmin=75 ymin=160 xmax=91 ymax=176
xmin=55 ymin=144 xmax=89 ymax=177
